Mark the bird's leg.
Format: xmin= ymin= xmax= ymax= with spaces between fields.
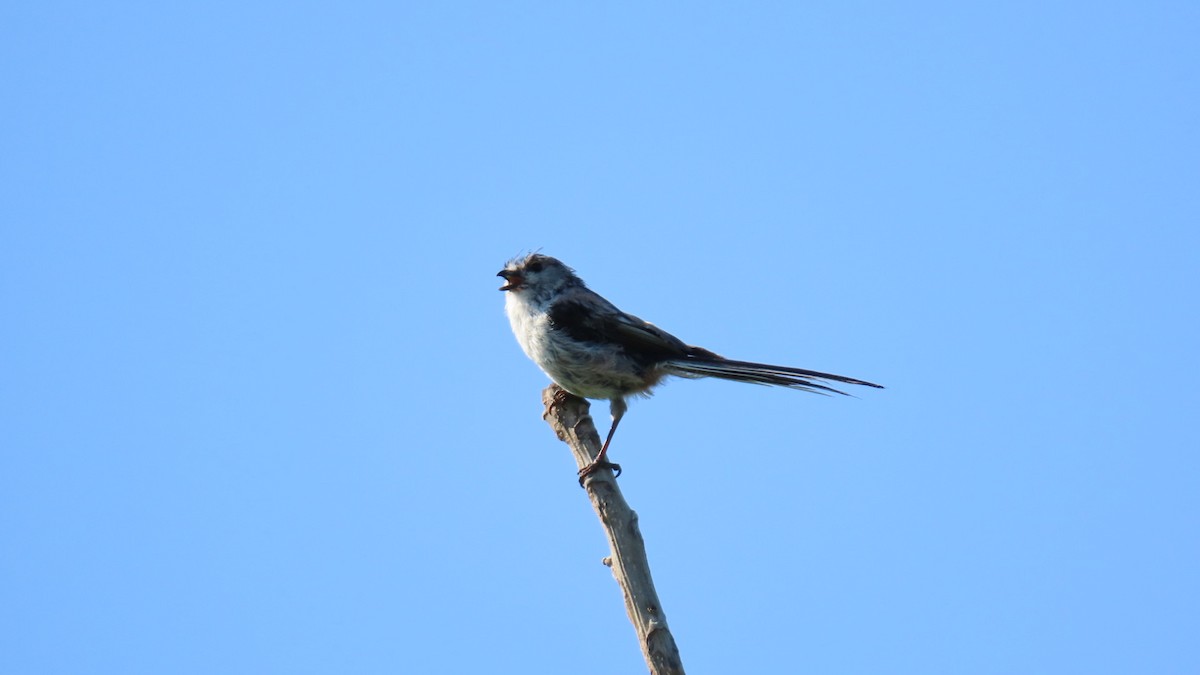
xmin=578 ymin=398 xmax=626 ymax=485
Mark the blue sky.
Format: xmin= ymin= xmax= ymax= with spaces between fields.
xmin=3 ymin=2 xmax=1198 ymax=673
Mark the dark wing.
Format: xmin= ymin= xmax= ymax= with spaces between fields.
xmin=547 ymin=292 xmax=691 ymax=365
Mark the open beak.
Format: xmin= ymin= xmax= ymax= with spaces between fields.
xmin=497 ymin=270 xmax=521 ymax=291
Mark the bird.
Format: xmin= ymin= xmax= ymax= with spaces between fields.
xmin=498 ymin=253 xmax=882 ymax=483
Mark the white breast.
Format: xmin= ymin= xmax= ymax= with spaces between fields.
xmin=505 ymin=292 xmax=552 ymax=366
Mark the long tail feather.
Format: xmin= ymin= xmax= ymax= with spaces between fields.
xmin=661 ymin=358 xmax=884 ymax=396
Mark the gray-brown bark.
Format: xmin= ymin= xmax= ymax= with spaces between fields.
xmin=541 ymin=384 xmax=685 ymax=675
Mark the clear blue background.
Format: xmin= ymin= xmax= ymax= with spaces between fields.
xmin=3 ymin=2 xmax=1197 ymax=673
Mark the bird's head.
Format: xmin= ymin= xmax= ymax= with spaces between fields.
xmin=497 ymin=253 xmax=580 ymax=295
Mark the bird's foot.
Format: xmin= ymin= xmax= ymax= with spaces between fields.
xmin=578 ymin=459 xmax=622 ymax=486
xmin=546 ymin=387 xmax=575 ymax=415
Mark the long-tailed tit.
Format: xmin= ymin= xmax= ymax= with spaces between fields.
xmin=498 ymin=253 xmax=882 ymax=482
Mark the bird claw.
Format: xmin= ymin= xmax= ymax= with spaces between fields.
xmin=546 ymin=388 xmax=574 ymax=415
xmin=578 ymin=459 xmax=622 ymax=486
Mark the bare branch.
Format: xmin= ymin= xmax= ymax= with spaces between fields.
xmin=541 ymin=384 xmax=685 ymax=675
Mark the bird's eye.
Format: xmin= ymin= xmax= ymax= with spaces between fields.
xmin=527 ymin=261 xmax=544 ymax=273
